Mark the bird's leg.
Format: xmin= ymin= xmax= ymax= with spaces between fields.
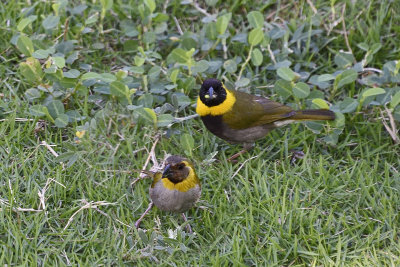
xmin=181 ymin=213 xmax=192 ymax=233
xmin=228 ymin=143 xmax=253 ymax=162
xmin=227 ymin=149 xmax=247 ymax=162
xmin=135 ymin=202 xmax=154 ymax=229
xmin=290 ymin=149 xmax=305 ymax=165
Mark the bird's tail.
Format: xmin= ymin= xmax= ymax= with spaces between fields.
xmin=291 ymin=109 xmax=335 ymax=121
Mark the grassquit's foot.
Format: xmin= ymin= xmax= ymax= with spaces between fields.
xmin=135 ymin=202 xmax=154 ymax=229
xmin=181 ymin=213 xmax=192 ymax=233
xmin=227 ymin=149 xmax=248 ymax=162
xmin=290 ymin=150 xmax=305 ymax=165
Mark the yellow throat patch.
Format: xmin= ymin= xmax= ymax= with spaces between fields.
xmin=160 ymin=161 xmax=200 ymax=192
xmin=196 ymin=87 xmax=236 ymax=116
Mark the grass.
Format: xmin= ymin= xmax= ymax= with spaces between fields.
xmin=1 ymin=0 xmax=400 ymax=265
xmin=1 ymin=114 xmax=399 ymax=265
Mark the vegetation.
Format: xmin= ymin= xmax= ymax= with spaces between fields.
xmin=0 ymin=0 xmax=399 ymax=265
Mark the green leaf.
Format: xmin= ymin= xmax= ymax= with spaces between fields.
xmin=312 ymin=98 xmax=330 ymax=109
xmin=334 ymin=51 xmax=354 ymax=68
xmin=17 ymin=15 xmax=37 ymax=32
xmin=235 ymin=78 xmax=250 ymax=87
xmin=251 ymin=48 xmax=263 ymax=66
xmin=110 ymin=81 xmax=129 ymax=98
xmin=138 ymin=94 xmax=154 ymax=107
xmin=216 ymin=13 xmax=232 ymax=35
xmin=42 ymin=15 xmax=60 ymax=30
xmin=357 ymin=42 xmax=369 ymax=51
xmin=64 ymin=69 xmax=80 ymax=78
xmin=55 ymin=114 xmax=69 ymax=128
xmin=16 ymin=35 xmax=34 ymax=56
xmin=115 ymin=70 xmax=127 ymax=80
xmin=32 ymin=49 xmax=51 ymax=59
xmin=46 ymin=100 xmax=65 ymax=119
xmin=206 ymin=22 xmax=217 ymax=40
xmin=85 ymin=13 xmax=99 ymax=24
xmin=223 ymin=59 xmax=237 ymax=73
xmin=156 ymin=114 xmax=174 ymax=127
xmin=148 ymin=65 xmax=161 ymax=81
xmin=137 ymin=108 xmax=157 ymax=126
xmin=274 ymin=79 xmax=292 ymax=99
xmin=55 ymin=152 xmax=76 ymax=163
xmin=333 ymin=112 xmax=345 ymax=128
xmin=277 ymin=67 xmax=298 ymax=82
xmin=390 ymin=91 xmax=400 ymax=109
xmin=144 ymin=0 xmax=156 ymax=13
xmin=191 ymin=60 xmax=209 ymax=74
xmin=339 ymin=97 xmax=359 ymax=113
xmin=247 ymin=11 xmax=264 ymax=29
xmin=19 ymin=57 xmax=43 ymax=84
xmin=370 ymin=43 xmax=382 ymax=54
xmin=361 ymin=87 xmax=386 ymax=100
xmin=25 ymin=88 xmax=41 ymax=101
xmin=29 ymin=105 xmax=48 ymax=117
xmin=293 ymin=82 xmax=310 ymax=99
xmin=323 ymin=132 xmax=339 ymax=145
xmin=335 ymin=69 xmax=358 ymax=89
xmin=170 ymin=48 xmax=191 ymax=64
xmin=134 ymin=56 xmax=145 ymax=66
xmin=81 ymin=72 xmax=101 ymax=80
xmin=248 ymin=28 xmax=264 ymax=46
xmin=170 ymin=69 xmax=180 ymax=83
xmin=53 ymin=57 xmax=65 ymax=68
xmin=317 ymin=74 xmax=335 ymax=82
xmin=100 ymin=0 xmax=113 ymax=10
xmin=180 ymin=133 xmax=194 ymax=157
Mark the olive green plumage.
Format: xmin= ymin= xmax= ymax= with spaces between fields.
xmin=196 ymin=78 xmax=335 ymax=157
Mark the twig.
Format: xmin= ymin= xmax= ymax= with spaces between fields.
xmin=63 ymin=18 xmax=69 ymax=41
xmin=63 ymin=200 xmax=116 ymax=231
xmin=341 ymin=3 xmax=353 ymax=54
xmin=380 ymin=107 xmax=400 ymax=144
xmin=38 ymin=178 xmax=66 ymax=214
xmin=266 ymin=3 xmax=291 ymax=20
xmin=0 ymin=118 xmax=35 ymax=122
xmin=267 ymin=44 xmax=277 ymax=65
xmin=162 ymin=0 xmax=170 ymax=13
xmin=62 ymin=251 xmax=71 ymax=266
xmin=192 ymin=1 xmax=212 ymax=17
xmin=237 ymin=45 xmax=253 ymax=81
xmin=363 ymin=67 xmax=383 ymax=74
xmin=230 ymin=156 xmax=258 ymax=179
xmin=141 ymin=135 xmax=160 ymax=176
xmin=174 ymin=114 xmax=199 ymax=122
xmin=173 ymin=16 xmax=183 ymax=36
xmin=131 ymin=136 xmax=161 ymax=186
xmin=40 ymin=141 xmax=59 ymax=157
xmin=0 ymin=198 xmax=42 ymax=212
xmin=306 ymin=0 xmax=317 ymax=14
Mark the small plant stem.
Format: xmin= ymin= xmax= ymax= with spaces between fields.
xmin=237 ymin=45 xmax=253 ymax=81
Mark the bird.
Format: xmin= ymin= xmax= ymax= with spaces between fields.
xmin=196 ymin=78 xmax=336 ymax=160
xmin=134 ymin=155 xmax=201 ymax=232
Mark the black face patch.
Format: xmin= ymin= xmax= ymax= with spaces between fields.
xmin=199 ymin=79 xmax=227 ymax=107
xmin=163 ymin=156 xmax=190 ymax=184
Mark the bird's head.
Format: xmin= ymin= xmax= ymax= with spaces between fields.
xmin=162 ymin=155 xmax=195 ymax=184
xmin=199 ymin=78 xmax=227 ymax=107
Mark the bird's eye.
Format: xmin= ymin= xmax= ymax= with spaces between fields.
xmin=178 ymin=164 xmax=185 ymax=170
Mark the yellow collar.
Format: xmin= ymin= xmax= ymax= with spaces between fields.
xmin=196 ymin=88 xmax=236 ymax=116
xmin=160 ymin=162 xmax=200 ymax=192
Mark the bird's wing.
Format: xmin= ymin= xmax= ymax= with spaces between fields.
xmin=223 ymin=90 xmax=294 ymax=129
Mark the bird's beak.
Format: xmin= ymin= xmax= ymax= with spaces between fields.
xmin=162 ymin=164 xmax=172 ymax=178
xmin=205 ymin=87 xmax=214 ymax=99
